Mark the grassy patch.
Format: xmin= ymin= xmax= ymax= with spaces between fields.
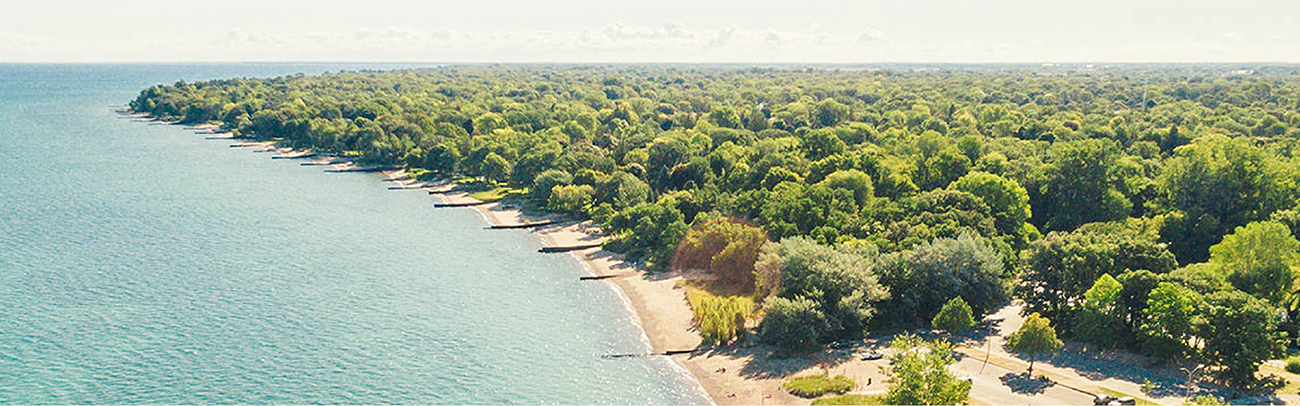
xmin=684 ymin=286 xmax=754 ymax=345
xmin=1098 ymin=388 xmax=1158 ymax=406
xmin=782 ymin=374 xmax=857 ymax=398
xmin=1286 ymin=356 xmax=1300 ymax=374
xmin=468 ymin=187 xmax=523 ymax=202
xmin=405 ymin=168 xmax=433 ymax=180
xmin=1259 ymin=363 xmax=1300 ymax=394
xmin=811 ymin=394 xmax=885 ymax=405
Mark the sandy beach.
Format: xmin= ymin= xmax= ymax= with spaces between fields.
xmin=425 ymin=188 xmax=873 ymax=405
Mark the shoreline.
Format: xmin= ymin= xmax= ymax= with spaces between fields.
xmin=411 ymin=178 xmax=810 ymax=405
xmin=129 ymin=112 xmax=816 ymax=405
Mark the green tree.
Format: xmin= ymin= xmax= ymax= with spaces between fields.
xmin=1200 ymin=290 xmax=1284 ymax=388
xmin=763 ymin=237 xmax=889 ymax=340
xmin=605 ymin=200 xmax=689 ymax=268
xmin=1139 ymin=282 xmax=1200 ymax=359
xmin=1037 ymin=139 xmax=1132 ymax=232
xmin=758 ymin=296 xmax=828 ymax=353
xmin=480 ymin=152 xmax=512 ymax=183
xmin=1209 ymin=221 xmax=1300 ymax=306
xmin=547 ymin=184 xmax=594 ymax=215
xmin=951 ymin=171 xmax=1031 ymax=238
xmin=932 ymin=296 xmax=976 ymax=334
xmin=472 ymin=112 xmax=508 ymax=134
xmin=813 ymin=99 xmax=850 ymax=128
xmin=818 ymin=169 xmax=874 ymax=207
xmin=802 ymin=129 xmax=848 ymax=161
xmin=1076 ymin=274 xmax=1128 ymax=347
xmin=879 ymin=233 xmax=1006 ymax=324
xmin=531 ymin=169 xmax=572 ymax=202
xmin=883 ymin=333 xmax=972 ymax=405
xmin=1006 ymin=312 xmax=1063 ymax=376
xmin=1018 ymin=221 xmax=1177 ymax=328
xmin=1159 ymin=135 xmax=1292 ymax=263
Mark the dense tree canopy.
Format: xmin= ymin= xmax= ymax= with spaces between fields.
xmin=134 ymin=65 xmax=1300 ymax=385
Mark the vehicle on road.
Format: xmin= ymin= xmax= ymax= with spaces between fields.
xmin=1093 ymin=394 xmax=1136 ymax=405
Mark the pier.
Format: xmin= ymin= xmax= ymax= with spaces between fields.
xmin=538 ymin=242 xmax=603 ymax=253
xmin=387 ymin=183 xmax=431 ymax=190
xmin=488 ymin=220 xmax=556 ymax=229
xmin=433 ymin=200 xmax=491 ymax=208
xmin=271 ymin=152 xmax=317 ymax=159
xmin=324 ymin=166 xmax=399 ymax=173
xmin=300 ymin=159 xmax=349 ymax=166
xmin=601 ymin=349 xmax=701 ymax=359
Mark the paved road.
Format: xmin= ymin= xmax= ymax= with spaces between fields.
xmin=956 ymin=354 xmax=1095 ymax=405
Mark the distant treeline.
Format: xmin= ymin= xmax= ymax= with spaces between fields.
xmin=132 ymin=65 xmax=1300 ymax=388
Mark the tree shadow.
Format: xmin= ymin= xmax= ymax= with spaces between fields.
xmin=1004 ymin=342 xmax=1188 ymax=398
xmin=696 ymin=342 xmax=863 ymax=381
xmin=999 ymin=372 xmax=1055 ymax=394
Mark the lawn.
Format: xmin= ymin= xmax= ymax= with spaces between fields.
xmin=811 ymin=393 xmax=885 ymax=405
xmin=783 ymin=374 xmax=857 ymax=398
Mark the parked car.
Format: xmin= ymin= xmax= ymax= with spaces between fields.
xmin=1093 ymin=394 xmax=1136 ymax=406
xmin=859 ymin=350 xmax=884 ymax=361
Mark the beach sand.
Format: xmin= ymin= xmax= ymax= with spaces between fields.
xmin=438 ymin=193 xmax=886 ymax=405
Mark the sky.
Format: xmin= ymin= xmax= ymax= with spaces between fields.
xmin=2 ymin=0 xmax=1299 ymax=63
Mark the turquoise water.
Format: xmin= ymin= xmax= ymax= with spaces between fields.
xmin=0 ymin=64 xmax=708 ymax=404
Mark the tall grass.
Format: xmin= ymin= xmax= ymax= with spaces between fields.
xmin=685 ymin=287 xmax=754 ymax=345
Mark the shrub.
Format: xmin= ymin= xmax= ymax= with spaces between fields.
xmin=1286 ymin=355 xmax=1300 ymax=374
xmin=759 ymin=296 xmax=827 ymax=353
xmin=672 ymin=218 xmax=768 ymax=291
xmin=685 ymin=288 xmax=754 ymax=345
xmin=546 ymin=184 xmax=594 ymax=215
xmin=782 ymin=374 xmax=856 ymax=398
xmin=932 ymin=296 xmax=975 ymax=333
xmin=531 ymin=169 xmax=572 ymax=202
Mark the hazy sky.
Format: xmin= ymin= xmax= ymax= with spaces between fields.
xmin=3 ymin=0 xmax=1298 ymax=63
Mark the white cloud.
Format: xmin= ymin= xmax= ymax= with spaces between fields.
xmin=858 ymin=28 xmax=887 ymax=43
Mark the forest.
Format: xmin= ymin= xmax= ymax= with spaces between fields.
xmin=131 ymin=64 xmax=1300 ymax=389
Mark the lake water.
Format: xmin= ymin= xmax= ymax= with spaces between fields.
xmin=0 ymin=64 xmax=708 ymax=404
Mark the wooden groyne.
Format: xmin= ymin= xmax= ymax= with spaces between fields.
xmin=301 ymin=159 xmax=349 ymax=166
xmin=488 ymin=220 xmax=557 ymax=229
xmin=324 ymin=166 xmax=399 ymax=173
xmin=538 ymin=242 xmax=603 ymax=253
xmin=272 ymin=152 xmax=317 ymax=159
xmin=433 ymin=200 xmax=491 ymax=208
xmin=388 ymin=183 xmax=430 ymax=190
xmin=578 ymin=274 xmax=618 ymax=281
xmin=602 ymin=349 xmax=701 ymax=359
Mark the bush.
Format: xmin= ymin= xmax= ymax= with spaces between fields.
xmin=1286 ymin=355 xmax=1300 ymax=374
xmin=811 ymin=394 xmax=884 ymax=405
xmin=758 ymin=296 xmax=827 ymax=353
xmin=546 ymin=184 xmax=593 ymax=215
xmin=685 ymin=288 xmax=754 ymax=345
xmin=672 ymin=218 xmax=768 ymax=290
xmin=932 ymin=296 xmax=975 ymax=333
xmin=782 ymin=374 xmax=856 ymax=398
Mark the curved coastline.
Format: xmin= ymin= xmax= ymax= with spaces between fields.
xmin=129 ymin=111 xmax=721 ymax=404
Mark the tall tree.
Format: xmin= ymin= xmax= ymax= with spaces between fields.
xmin=1007 ymin=312 xmax=1064 ymax=377
xmin=883 ymin=333 xmax=972 ymax=405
